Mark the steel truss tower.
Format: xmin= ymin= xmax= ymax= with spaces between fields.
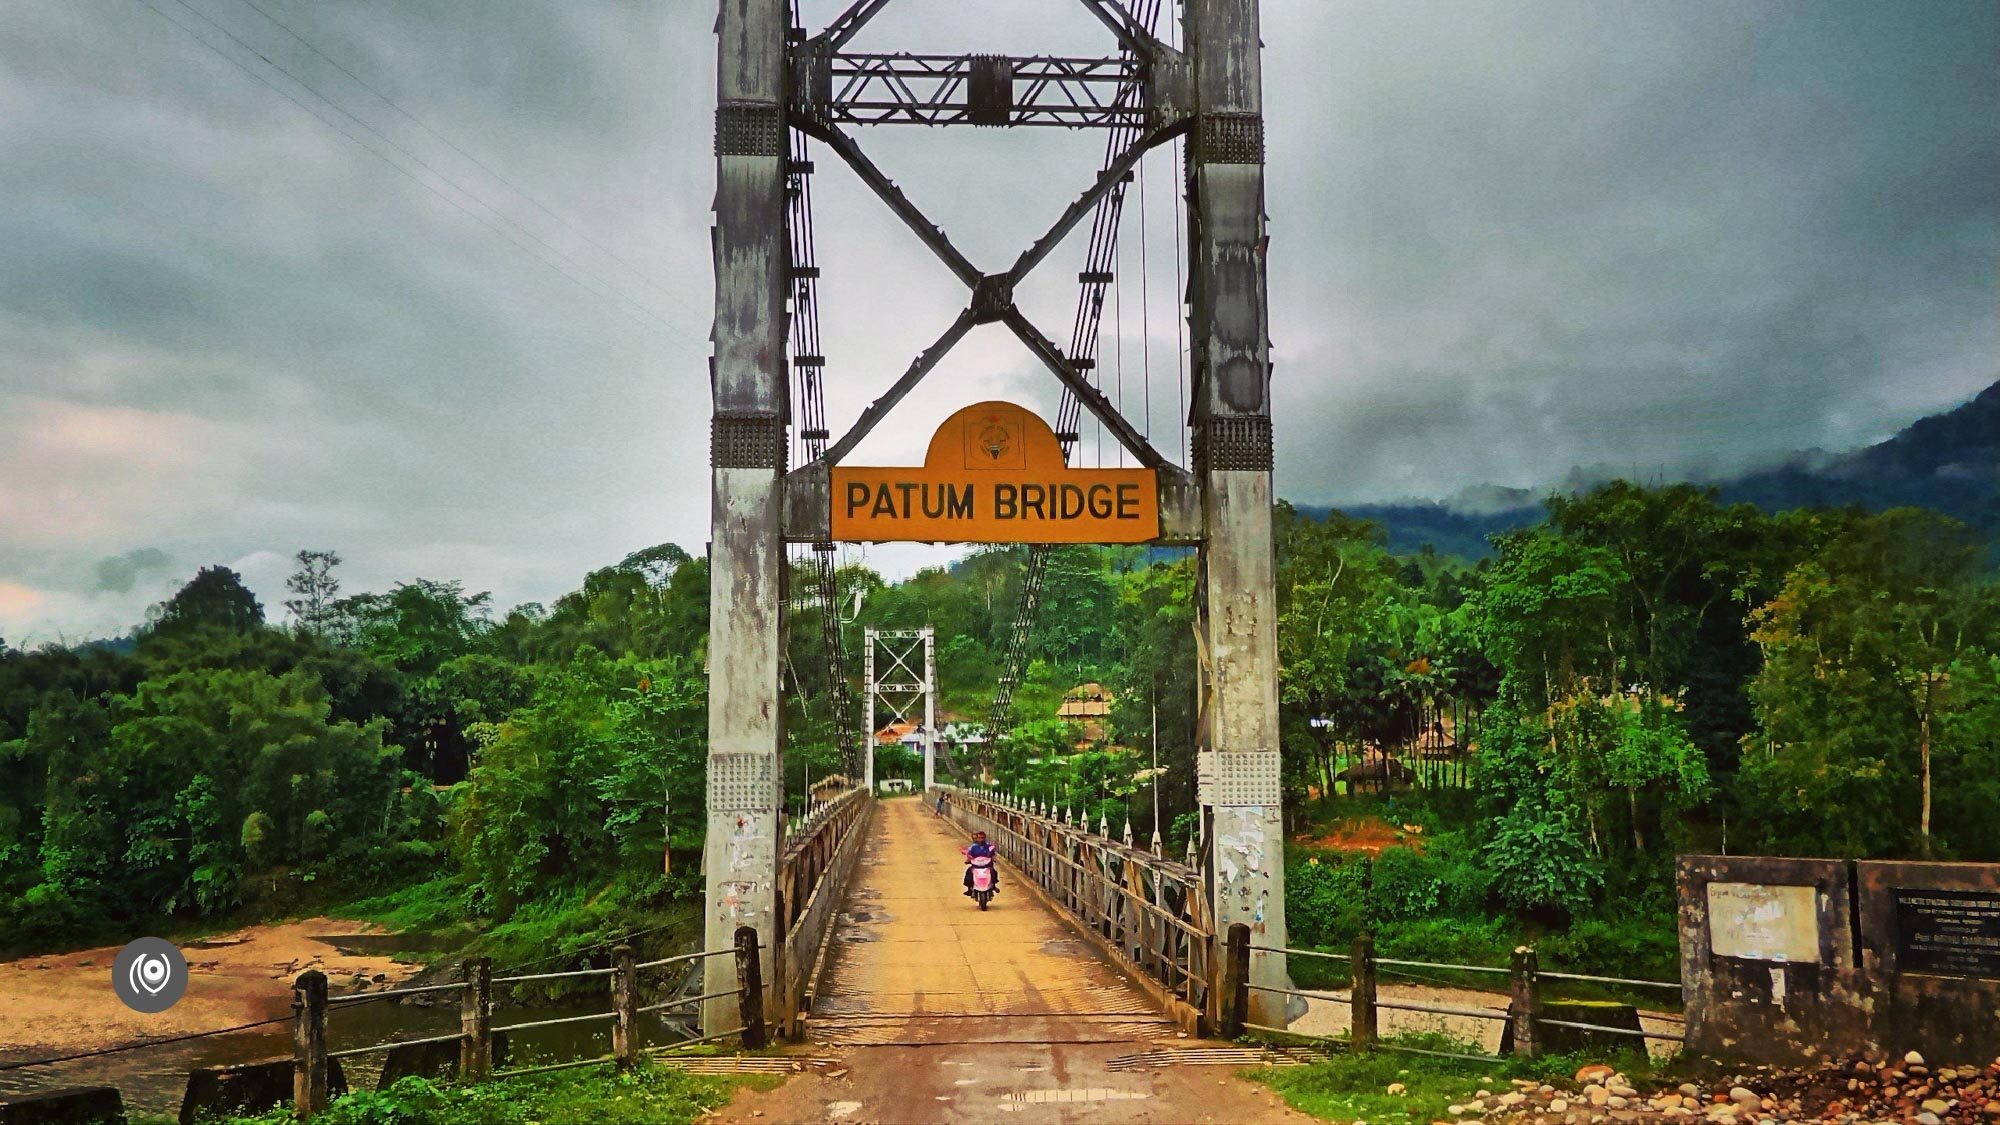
xmin=706 ymin=0 xmax=1290 ymax=1031
xmin=861 ymin=627 xmax=937 ymax=793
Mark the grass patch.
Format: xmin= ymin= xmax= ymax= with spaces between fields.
xmin=189 ymin=1060 xmax=776 ymax=1125
xmin=333 ymin=877 xmax=703 ymax=983
xmin=1251 ymin=1033 xmax=1665 ymax=1124
xmin=335 ymin=877 xmax=476 ymax=936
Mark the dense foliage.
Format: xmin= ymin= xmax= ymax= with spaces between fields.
xmin=3 ymin=480 xmax=1994 ymax=969
xmin=0 ymin=548 xmax=721 ymax=951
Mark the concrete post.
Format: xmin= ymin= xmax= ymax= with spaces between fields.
xmin=922 ymin=626 xmax=937 ymax=791
xmin=703 ymin=0 xmax=790 ymax=1039
xmin=1350 ymin=932 xmax=1377 ymax=1050
xmin=1222 ymin=923 xmax=1251 ymax=1038
xmin=736 ymin=925 xmax=768 ymax=1049
xmin=1187 ymin=0 xmax=1289 ymax=1027
xmin=612 ymin=944 xmax=637 ymax=1070
xmin=1509 ymin=946 xmax=1540 ymax=1059
xmin=291 ymin=970 xmax=328 ymax=1119
xmin=459 ymin=957 xmax=491 ymax=1081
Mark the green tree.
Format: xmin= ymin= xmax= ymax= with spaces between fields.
xmin=1743 ymin=510 xmax=2000 ymax=857
xmin=1273 ymin=505 xmax=1402 ymax=803
xmin=1111 ymin=558 xmax=1196 ymax=835
xmin=285 ymin=550 xmax=342 ymax=637
xmin=1471 ymin=528 xmax=1630 ymax=708
xmin=597 ymin=659 xmax=707 ymax=873
xmin=15 ymin=694 xmax=118 ymax=930
xmin=451 ymin=651 xmax=706 ymax=908
xmin=151 ymin=566 xmax=264 ymax=634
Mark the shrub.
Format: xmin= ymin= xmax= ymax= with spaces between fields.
xmin=1375 ymin=915 xmax=1512 ymax=967
xmin=1285 ymin=852 xmax=1368 ymax=948
xmin=1536 ymin=912 xmax=1678 ymax=981
xmin=1369 ymin=847 xmax=1441 ymax=920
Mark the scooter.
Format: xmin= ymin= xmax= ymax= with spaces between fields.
xmin=967 ymin=854 xmax=995 ymax=910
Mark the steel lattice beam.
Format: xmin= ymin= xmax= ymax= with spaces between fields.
xmin=804 ymin=53 xmax=1144 ymax=128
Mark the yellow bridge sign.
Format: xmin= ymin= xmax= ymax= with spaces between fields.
xmin=831 ymin=401 xmax=1160 ymax=544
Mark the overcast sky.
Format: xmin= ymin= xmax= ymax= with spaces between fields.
xmin=1 ymin=0 xmax=1993 ymax=643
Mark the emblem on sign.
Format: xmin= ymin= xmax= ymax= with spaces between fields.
xmin=977 ymin=425 xmax=1011 ymax=461
xmin=832 ymin=401 xmax=1160 ymax=544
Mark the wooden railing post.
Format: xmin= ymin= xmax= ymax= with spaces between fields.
xmin=1509 ymin=945 xmax=1539 ymax=1059
xmin=1221 ymin=923 xmax=1251 ymax=1038
xmin=735 ymin=925 xmax=767 ymax=1048
xmin=460 ymin=957 xmax=492 ymax=1080
xmin=1350 ymin=932 xmax=1377 ymax=1051
xmin=612 ymin=944 xmax=637 ymax=1070
xmin=291 ymin=969 xmax=328 ymax=1118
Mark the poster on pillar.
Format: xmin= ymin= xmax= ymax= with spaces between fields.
xmin=832 ymin=401 xmax=1160 ymax=543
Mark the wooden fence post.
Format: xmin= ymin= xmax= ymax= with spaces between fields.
xmin=1350 ymin=932 xmax=1377 ymax=1052
xmin=1222 ymin=923 xmax=1251 ymax=1038
xmin=612 ymin=944 xmax=637 ymax=1070
xmin=460 ymin=957 xmax=492 ymax=1080
xmin=735 ymin=925 xmax=767 ymax=1049
xmin=291 ymin=969 xmax=328 ymax=1118
xmin=1509 ymin=946 xmax=1539 ymax=1059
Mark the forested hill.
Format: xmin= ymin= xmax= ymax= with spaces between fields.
xmin=1308 ymin=379 xmax=2000 ymax=557
xmin=1721 ymin=379 xmax=1999 ymax=532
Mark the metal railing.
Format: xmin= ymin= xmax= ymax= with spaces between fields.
xmin=1232 ymin=932 xmax=1684 ymax=1058
xmin=777 ymin=784 xmax=873 ymax=1030
xmin=288 ymin=934 xmax=762 ymax=1119
xmin=936 ymin=786 xmax=1213 ymax=1029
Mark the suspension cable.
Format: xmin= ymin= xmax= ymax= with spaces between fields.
xmin=1114 ymin=205 xmax=1125 ymax=469
xmin=1140 ymin=147 xmax=1153 ymax=443
xmin=782 ymin=6 xmax=854 ymax=779
xmin=989 ymin=0 xmax=1167 ymax=737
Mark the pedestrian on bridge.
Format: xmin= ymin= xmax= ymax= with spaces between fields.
xmin=934 ymin=791 xmax=947 ymax=818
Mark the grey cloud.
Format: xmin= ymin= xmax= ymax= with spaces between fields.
xmin=1265 ymin=0 xmax=1997 ymax=502
xmin=95 ymin=548 xmax=172 ymax=594
xmin=0 ymin=0 xmax=1992 ymax=641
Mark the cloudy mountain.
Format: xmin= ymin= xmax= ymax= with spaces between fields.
xmin=1312 ymin=379 xmax=2000 ymax=557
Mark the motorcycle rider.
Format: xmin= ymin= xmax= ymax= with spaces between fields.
xmin=962 ymin=830 xmax=998 ymax=897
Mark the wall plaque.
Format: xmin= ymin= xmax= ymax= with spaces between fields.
xmin=1893 ymin=888 xmax=2000 ymax=979
xmin=1708 ymin=882 xmax=1820 ymax=962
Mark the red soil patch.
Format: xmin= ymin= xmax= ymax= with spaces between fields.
xmin=1293 ymin=816 xmax=1424 ymax=856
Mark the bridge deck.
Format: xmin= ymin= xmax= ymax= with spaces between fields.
xmin=809 ymin=794 xmax=1163 ymax=1042
xmin=714 ymin=796 xmax=1310 ymax=1123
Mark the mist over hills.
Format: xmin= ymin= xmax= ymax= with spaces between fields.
xmin=1301 ymin=380 xmax=2000 ymax=558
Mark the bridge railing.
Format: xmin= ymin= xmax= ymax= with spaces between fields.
xmin=278 ymin=938 xmax=760 ymax=1118
xmin=775 ymin=782 xmax=873 ymax=1032
xmin=936 ymin=786 xmax=1213 ymax=1032
xmin=1230 ymin=933 xmax=1683 ymax=1059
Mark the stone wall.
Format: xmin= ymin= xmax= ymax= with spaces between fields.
xmin=1678 ymin=855 xmax=1868 ymax=1064
xmin=1679 ymin=855 xmax=2000 ymax=1063
xmin=1855 ymin=860 xmax=2000 ymax=1061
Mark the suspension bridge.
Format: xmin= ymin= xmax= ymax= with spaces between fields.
xmin=698 ymin=0 xmax=1295 ymax=1111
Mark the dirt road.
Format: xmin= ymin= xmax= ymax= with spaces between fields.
xmin=711 ymin=798 xmax=1314 ymax=1124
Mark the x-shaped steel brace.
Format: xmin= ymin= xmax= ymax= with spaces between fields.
xmin=879 ymin=640 xmax=923 ymax=687
xmin=802 ymin=116 xmax=1187 ymax=472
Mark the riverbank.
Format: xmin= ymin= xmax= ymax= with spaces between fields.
xmin=0 ymin=917 xmax=421 ymax=1061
